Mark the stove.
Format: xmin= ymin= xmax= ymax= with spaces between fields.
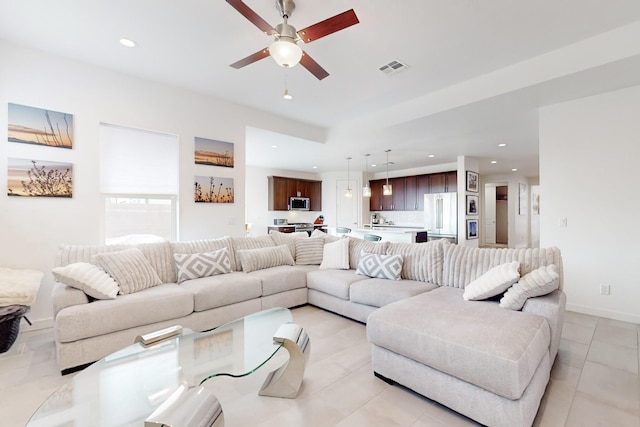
xmin=288 ymin=223 xmax=314 ymax=234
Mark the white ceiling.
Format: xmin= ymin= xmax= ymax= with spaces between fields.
xmin=2 ymin=0 xmax=640 ymax=176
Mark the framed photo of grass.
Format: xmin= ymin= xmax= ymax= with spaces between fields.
xmin=194 ymin=137 xmax=234 ymax=168
xmin=8 ymin=103 xmax=73 ymax=149
xmin=8 ymin=158 xmax=73 ymax=198
xmin=194 ymin=176 xmax=234 ymax=203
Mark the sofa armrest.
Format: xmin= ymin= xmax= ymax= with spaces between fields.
xmin=521 ymin=289 xmax=566 ymax=362
xmin=52 ymin=282 xmax=89 ymax=319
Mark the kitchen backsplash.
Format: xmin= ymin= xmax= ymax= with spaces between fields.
xmin=373 ymin=211 xmax=425 ymax=227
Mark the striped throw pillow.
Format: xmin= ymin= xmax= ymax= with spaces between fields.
xmin=52 ymin=262 xmax=119 ymax=299
xmin=500 ymin=264 xmax=559 ymax=310
xmin=294 ymin=238 xmax=325 ymax=265
xmin=92 ymin=248 xmax=162 ymax=295
xmin=462 ymin=261 xmax=520 ymax=301
xmin=236 ymin=245 xmax=295 ymax=273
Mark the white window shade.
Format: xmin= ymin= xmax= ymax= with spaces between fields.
xmin=99 ymin=124 xmax=178 ymax=194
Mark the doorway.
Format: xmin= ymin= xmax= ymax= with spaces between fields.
xmin=483 ymin=182 xmax=508 ymax=247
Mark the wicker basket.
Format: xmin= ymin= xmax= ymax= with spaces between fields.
xmin=0 ymin=305 xmax=29 ymax=353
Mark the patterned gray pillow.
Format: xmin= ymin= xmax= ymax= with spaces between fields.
xmin=173 ymin=248 xmax=233 ymax=283
xmin=356 ymin=252 xmax=404 ymax=280
xmin=92 ymin=248 xmax=162 ymax=295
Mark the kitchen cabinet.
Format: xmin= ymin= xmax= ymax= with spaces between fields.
xmin=375 ymin=177 xmax=404 ymax=211
xmin=405 ymin=175 xmax=431 ymax=211
xmin=268 ymin=176 xmax=322 ymax=211
xmin=416 ymin=175 xmax=430 ymax=210
xmin=429 ymin=171 xmax=457 ymax=193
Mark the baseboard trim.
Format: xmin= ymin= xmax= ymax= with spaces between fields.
xmin=566 ymin=303 xmax=640 ymax=324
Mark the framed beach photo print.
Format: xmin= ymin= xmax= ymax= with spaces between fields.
xmin=466 ymin=219 xmax=478 ymax=240
xmin=466 ymin=171 xmax=478 ymax=192
xmin=466 ymin=195 xmax=479 ymax=215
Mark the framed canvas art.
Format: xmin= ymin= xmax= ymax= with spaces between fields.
xmin=194 ymin=137 xmax=234 ymax=168
xmin=8 ymin=103 xmax=73 ymax=149
xmin=8 ymin=158 xmax=73 ymax=197
xmin=466 ymin=195 xmax=479 ymax=215
xmin=466 ymin=219 xmax=478 ymax=240
xmin=194 ymin=176 xmax=234 ymax=203
xmin=466 ymin=171 xmax=478 ymax=192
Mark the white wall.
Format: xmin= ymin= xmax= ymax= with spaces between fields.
xmin=540 ymin=84 xmax=640 ymax=323
xmin=0 ymin=40 xmax=323 ymax=326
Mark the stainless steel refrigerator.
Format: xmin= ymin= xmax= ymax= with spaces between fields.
xmin=424 ymin=193 xmax=458 ymax=237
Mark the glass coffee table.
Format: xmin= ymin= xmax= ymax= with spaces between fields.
xmin=27 ymin=308 xmax=309 ymax=427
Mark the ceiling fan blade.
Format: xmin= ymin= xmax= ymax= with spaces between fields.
xmin=230 ymin=48 xmax=270 ymax=69
xmin=226 ymin=0 xmax=277 ymax=35
xmin=300 ymin=51 xmax=329 ymax=80
xmin=297 ymin=9 xmax=359 ymax=44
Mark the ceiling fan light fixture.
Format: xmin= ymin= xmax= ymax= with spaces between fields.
xmin=270 ymin=37 xmax=302 ymax=68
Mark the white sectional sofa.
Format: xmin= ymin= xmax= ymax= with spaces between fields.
xmin=51 ymin=232 xmax=565 ymax=427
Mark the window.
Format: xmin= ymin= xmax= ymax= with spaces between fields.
xmin=99 ymin=124 xmax=179 ymax=244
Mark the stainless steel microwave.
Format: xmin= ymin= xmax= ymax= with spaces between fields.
xmin=289 ymin=197 xmax=310 ymax=211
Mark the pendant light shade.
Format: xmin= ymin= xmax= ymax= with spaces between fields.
xmin=344 ymin=157 xmax=353 ymax=198
xmin=383 ymin=149 xmax=393 ymax=196
xmin=362 ymin=154 xmax=371 ymax=198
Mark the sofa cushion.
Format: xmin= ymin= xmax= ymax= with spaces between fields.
xmin=92 ymin=248 xmax=162 ymax=295
xmin=319 ymin=238 xmax=350 ymax=270
xmin=294 ymin=238 xmax=325 ymax=265
xmin=386 ymin=240 xmax=446 ymax=283
xmin=356 ymin=253 xmax=404 ymax=280
xmin=57 ymin=241 xmax=176 ymax=284
xmin=348 ymin=238 xmax=389 ymax=270
xmin=367 ymin=287 xmax=550 ymax=400
xmin=173 ymin=248 xmax=233 ymax=283
xmin=462 ymin=261 xmax=520 ymax=301
xmin=311 ymin=229 xmax=340 ymax=243
xmin=230 ymin=235 xmax=275 ymax=271
xmin=171 ymin=237 xmax=236 ymax=272
xmin=56 ymin=283 xmax=193 ymax=342
xmin=179 ymin=272 xmax=262 ymax=312
xmin=500 ymin=264 xmax=560 ymax=310
xmin=443 ymin=244 xmax=563 ymax=289
xmin=350 ymin=278 xmax=437 ymax=307
xmin=307 ymin=269 xmax=368 ymax=300
xmin=236 ymin=245 xmax=295 ymax=273
xmin=248 ymin=265 xmax=310 ymax=296
xmin=269 ymin=230 xmax=309 ymax=259
xmin=52 ymin=262 xmax=119 ymax=300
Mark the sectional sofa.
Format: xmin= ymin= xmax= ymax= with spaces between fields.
xmin=51 ymin=231 xmax=565 ymax=427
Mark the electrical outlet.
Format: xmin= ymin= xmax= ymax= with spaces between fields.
xmin=558 ymin=217 xmax=568 ymax=228
xmin=599 ymin=284 xmax=610 ymax=295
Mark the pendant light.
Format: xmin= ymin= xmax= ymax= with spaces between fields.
xmin=344 ymin=157 xmax=353 ymax=198
xmin=383 ymin=149 xmax=393 ymax=196
xmin=362 ymin=154 xmax=371 ymax=198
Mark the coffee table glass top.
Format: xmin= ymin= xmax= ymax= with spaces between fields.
xmin=27 ymin=308 xmax=292 ymax=427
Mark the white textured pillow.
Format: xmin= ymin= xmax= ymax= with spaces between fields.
xmin=92 ymin=248 xmax=162 ymax=295
xmin=52 ymin=262 xmax=119 ymax=299
xmin=294 ymin=238 xmax=325 ymax=265
xmin=500 ymin=264 xmax=560 ymax=310
xmin=356 ymin=252 xmax=404 ymax=280
xmin=237 ymin=245 xmax=295 ymax=273
xmin=319 ymin=237 xmax=350 ymax=270
xmin=173 ymin=248 xmax=233 ymax=283
xmin=311 ymin=229 xmax=340 ymax=243
xmin=463 ymin=261 xmax=520 ymax=301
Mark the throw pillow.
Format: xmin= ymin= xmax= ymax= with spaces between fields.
xmin=52 ymin=262 xmax=119 ymax=299
xmin=269 ymin=230 xmax=309 ymax=258
xmin=462 ymin=261 xmax=520 ymax=301
xmin=92 ymin=248 xmax=162 ymax=295
xmin=500 ymin=264 xmax=560 ymax=310
xmin=356 ymin=252 xmax=404 ymax=280
xmin=294 ymin=238 xmax=325 ymax=265
xmin=236 ymin=245 xmax=295 ymax=273
xmin=311 ymin=229 xmax=340 ymax=243
xmin=319 ymin=237 xmax=350 ymax=270
xmin=173 ymin=248 xmax=233 ymax=283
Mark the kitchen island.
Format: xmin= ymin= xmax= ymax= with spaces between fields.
xmin=351 ymin=225 xmax=428 ymax=243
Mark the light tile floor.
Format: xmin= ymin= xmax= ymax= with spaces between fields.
xmin=1 ymin=306 xmax=638 ymax=426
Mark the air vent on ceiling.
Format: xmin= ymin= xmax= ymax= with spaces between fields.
xmin=378 ymin=60 xmax=408 ymax=76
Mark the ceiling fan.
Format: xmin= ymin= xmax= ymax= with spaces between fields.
xmin=226 ymin=0 xmax=359 ymax=80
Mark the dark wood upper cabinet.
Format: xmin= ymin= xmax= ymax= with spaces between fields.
xmin=369 ymin=179 xmax=384 ymax=211
xmin=416 ymin=175 xmax=430 ymax=210
xmin=405 ymin=176 xmax=418 ymax=211
xmin=369 ymin=171 xmax=457 ymax=212
xmin=268 ymin=176 xmax=322 ymax=211
xmin=444 ymin=171 xmax=457 ymax=192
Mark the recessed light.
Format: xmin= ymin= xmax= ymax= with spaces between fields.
xmin=312 ymin=166 xmax=317 ymax=169
xmin=371 ymin=164 xmax=377 ymax=167
xmin=498 ymin=143 xmax=507 ymax=147
xmin=428 ymin=154 xmax=435 ymax=158
xmin=491 ymin=160 xmax=497 ymax=164
xmin=271 ymin=145 xmax=278 ymax=149
xmin=511 ymin=168 xmax=518 ymax=172
xmin=119 ymin=38 xmax=136 ymax=48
